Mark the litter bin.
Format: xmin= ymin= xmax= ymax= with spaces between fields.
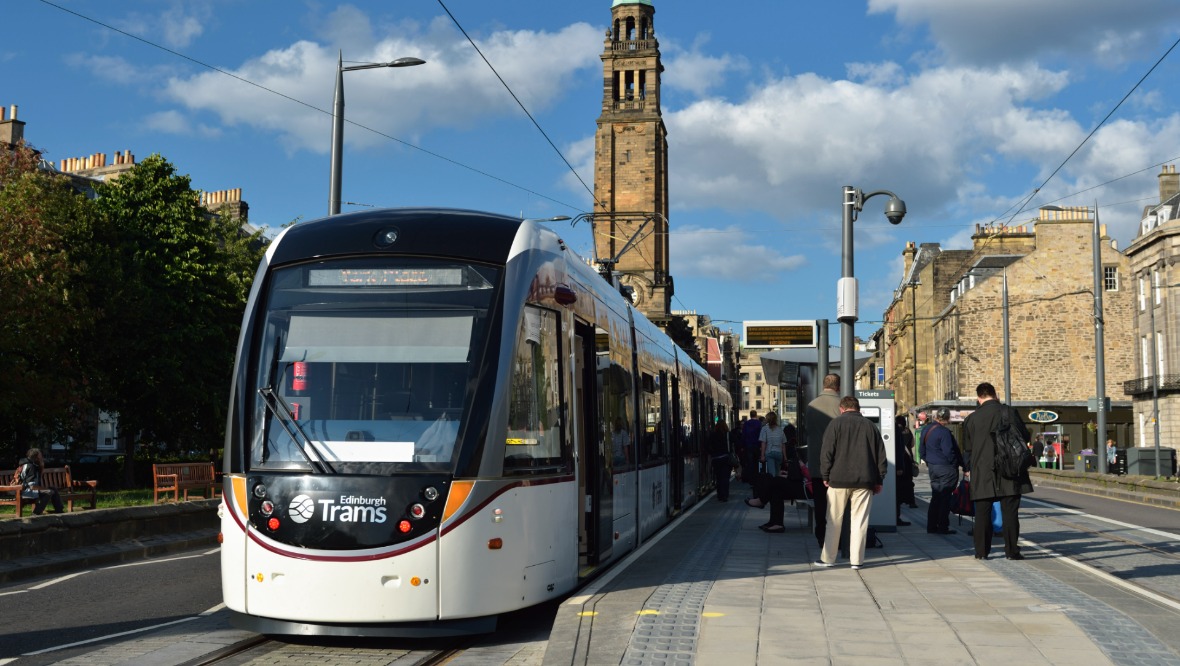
xmin=1075 ymin=454 xmax=1098 ymax=472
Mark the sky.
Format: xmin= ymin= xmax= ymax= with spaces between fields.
xmin=7 ymin=0 xmax=1180 ymax=346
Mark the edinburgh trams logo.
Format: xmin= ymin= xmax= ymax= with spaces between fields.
xmin=288 ymin=495 xmax=317 ymax=523
xmin=286 ymin=493 xmax=389 ymax=524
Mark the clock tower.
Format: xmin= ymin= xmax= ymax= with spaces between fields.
xmin=593 ymin=0 xmax=672 ymax=324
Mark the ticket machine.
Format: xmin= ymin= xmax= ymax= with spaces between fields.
xmin=856 ymin=390 xmax=897 ymax=531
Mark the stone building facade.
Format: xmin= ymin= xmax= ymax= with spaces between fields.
xmin=932 ymin=207 xmax=1134 ymax=451
xmin=592 ymin=0 xmax=672 ymax=324
xmin=1124 ymin=165 xmax=1180 ymax=461
xmin=882 ymin=242 xmax=973 ymax=415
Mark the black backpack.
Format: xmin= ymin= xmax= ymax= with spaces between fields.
xmin=992 ymin=406 xmax=1034 ymax=479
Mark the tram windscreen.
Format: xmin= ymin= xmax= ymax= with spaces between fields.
xmin=250 ymin=257 xmax=499 ymax=472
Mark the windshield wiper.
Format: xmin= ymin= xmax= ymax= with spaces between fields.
xmin=258 ymin=387 xmax=336 ymax=475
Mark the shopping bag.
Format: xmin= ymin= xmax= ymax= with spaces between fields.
xmin=991 ymin=502 xmax=1003 ymax=532
xmin=951 ymin=477 xmax=974 ymax=516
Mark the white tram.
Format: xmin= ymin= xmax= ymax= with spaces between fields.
xmin=219 ymin=208 xmax=731 ymax=636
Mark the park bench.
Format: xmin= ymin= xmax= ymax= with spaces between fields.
xmin=0 ymin=466 xmax=98 ymax=517
xmin=153 ymin=462 xmax=218 ymax=503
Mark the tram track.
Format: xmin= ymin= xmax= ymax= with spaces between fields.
xmin=183 ymin=634 xmax=463 ymax=666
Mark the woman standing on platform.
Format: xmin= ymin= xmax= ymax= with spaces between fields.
xmin=759 ymin=411 xmax=789 ymax=475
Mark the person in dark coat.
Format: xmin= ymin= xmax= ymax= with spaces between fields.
xmin=815 ymin=395 xmax=888 ymax=570
xmin=962 ymin=382 xmax=1033 ymax=560
xmin=802 ymin=373 xmax=841 ymax=548
xmin=894 ymin=415 xmax=916 ymax=524
xmin=923 ymin=408 xmax=965 ymax=534
xmin=708 ymin=420 xmax=732 ymax=501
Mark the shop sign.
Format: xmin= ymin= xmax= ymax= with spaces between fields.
xmin=1028 ymin=410 xmax=1058 ymax=423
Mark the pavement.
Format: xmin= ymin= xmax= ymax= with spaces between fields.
xmin=6 ymin=474 xmax=1180 ymax=665
xmin=541 ymin=475 xmax=1180 ymax=666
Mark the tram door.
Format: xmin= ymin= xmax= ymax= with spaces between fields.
xmin=669 ymin=375 xmax=684 ymax=510
xmin=575 ymin=322 xmax=612 ymax=566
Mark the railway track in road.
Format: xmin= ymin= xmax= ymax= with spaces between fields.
xmin=187 ymin=634 xmax=464 ymax=666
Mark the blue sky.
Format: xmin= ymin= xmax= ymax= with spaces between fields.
xmin=7 ymin=0 xmax=1180 ymax=345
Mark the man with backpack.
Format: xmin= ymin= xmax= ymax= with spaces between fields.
xmin=962 ymin=382 xmax=1033 ymax=560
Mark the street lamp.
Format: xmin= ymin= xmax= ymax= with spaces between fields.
xmin=328 ymin=51 xmax=425 ymax=215
xmin=837 ymin=186 xmax=906 ymax=397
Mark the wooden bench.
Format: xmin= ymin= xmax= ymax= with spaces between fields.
xmin=0 ymin=466 xmax=98 ymax=517
xmin=153 ymin=462 xmax=218 ymax=503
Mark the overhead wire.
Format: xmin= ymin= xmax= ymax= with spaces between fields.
xmin=34 ymin=0 xmax=585 ymax=212
xmin=436 ymin=0 xmax=600 ymax=210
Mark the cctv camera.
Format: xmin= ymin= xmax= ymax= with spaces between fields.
xmin=884 ymin=196 xmax=906 ymax=225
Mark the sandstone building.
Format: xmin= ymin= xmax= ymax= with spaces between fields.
xmin=929 ymin=206 xmax=1134 ymax=450
xmin=592 ymin=0 xmax=672 ymax=324
xmin=1124 ymin=165 xmax=1180 ymax=463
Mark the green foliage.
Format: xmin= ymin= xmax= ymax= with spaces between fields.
xmin=81 ymin=155 xmax=265 ymax=455
xmin=0 ymin=149 xmax=263 ymax=468
xmin=0 ymin=143 xmax=97 ymax=459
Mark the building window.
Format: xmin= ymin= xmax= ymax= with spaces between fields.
xmin=739 ymin=372 xmax=749 ymax=381
xmin=755 ymin=400 xmax=762 ymax=410
xmin=1104 ymin=266 xmax=1118 ymax=292
xmin=1154 ymin=269 xmax=1162 ymax=305
xmin=755 ymin=372 xmax=762 ymax=381
xmin=1139 ymin=277 xmax=1147 ymax=311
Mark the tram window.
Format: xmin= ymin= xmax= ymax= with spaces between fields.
xmin=505 ymin=307 xmax=566 ymax=473
xmin=248 ymin=258 xmax=498 ymax=472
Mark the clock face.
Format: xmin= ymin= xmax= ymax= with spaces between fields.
xmin=620 ymin=275 xmax=644 ymax=306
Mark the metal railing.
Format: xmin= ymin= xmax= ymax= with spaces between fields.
xmin=1122 ymin=375 xmax=1180 ymax=396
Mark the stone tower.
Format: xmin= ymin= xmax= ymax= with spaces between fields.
xmin=593 ymin=0 xmax=672 ymax=324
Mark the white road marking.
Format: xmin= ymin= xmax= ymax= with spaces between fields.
xmin=21 ymin=616 xmax=200 ymax=655
xmin=1023 ymin=496 xmax=1180 ymax=540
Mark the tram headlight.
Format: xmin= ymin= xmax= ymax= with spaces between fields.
xmin=423 ymin=486 xmax=439 ymax=502
xmin=253 ymin=484 xmax=267 ymax=499
xmin=409 ymin=503 xmax=426 ymax=520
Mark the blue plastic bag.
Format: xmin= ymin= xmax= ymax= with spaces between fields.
xmin=991 ymin=502 xmax=1002 ymax=532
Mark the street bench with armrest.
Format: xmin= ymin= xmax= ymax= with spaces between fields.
xmin=0 ymin=466 xmax=98 ymax=517
xmin=153 ymin=463 xmax=218 ymax=503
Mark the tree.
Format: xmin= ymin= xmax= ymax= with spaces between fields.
xmin=0 ymin=142 xmax=96 ymax=460
xmin=665 ymin=315 xmax=701 ymax=365
xmin=83 ymin=155 xmax=264 ymax=462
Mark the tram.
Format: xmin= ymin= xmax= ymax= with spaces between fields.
xmin=219 ymin=208 xmax=731 ymax=636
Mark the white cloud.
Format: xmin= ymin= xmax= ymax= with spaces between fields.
xmin=671 ymin=225 xmax=807 ymax=280
xmin=116 ymin=3 xmax=207 ymax=49
xmin=144 ymin=109 xmax=221 ymax=138
xmin=868 ymin=0 xmax=1180 ymax=66
xmin=666 ymin=64 xmax=1074 ymax=223
xmin=64 ymin=54 xmax=171 ymax=86
xmin=159 ymin=22 xmax=602 ymax=154
xmin=663 ymin=38 xmax=749 ymax=97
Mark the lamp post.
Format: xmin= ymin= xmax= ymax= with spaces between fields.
xmin=838 ymin=186 xmax=907 ymax=397
xmin=328 ymin=51 xmax=425 ymax=215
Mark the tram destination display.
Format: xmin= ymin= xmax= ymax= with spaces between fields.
xmin=743 ymin=320 xmax=817 ymax=348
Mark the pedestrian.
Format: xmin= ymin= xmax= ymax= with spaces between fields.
xmin=730 ymin=420 xmax=745 ymax=482
xmin=814 ymin=395 xmax=888 ymax=570
xmin=709 ymin=420 xmax=732 ymax=501
xmin=741 ymin=411 xmax=762 ymax=485
xmin=962 ymin=382 xmax=1032 ymax=560
xmin=914 ymin=411 xmax=930 ymax=462
xmin=802 ymin=373 xmax=841 ymax=548
xmin=16 ymin=448 xmax=64 ymax=515
xmin=1032 ymin=434 xmax=1045 ymax=462
xmin=759 ymin=411 xmax=789 ymax=476
xmin=1106 ymin=438 xmax=1118 ymax=470
xmin=894 ymin=415 xmax=915 ymax=525
xmin=922 ymin=408 xmax=965 ymax=534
